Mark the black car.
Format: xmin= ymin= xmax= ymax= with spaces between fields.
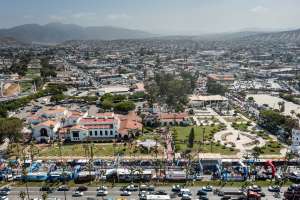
xmin=40 ymin=186 xmax=53 ymax=193
xmin=197 ymin=190 xmax=207 ymax=196
xmin=199 ymin=196 xmax=209 ymax=200
xmin=172 ymin=185 xmax=182 ymax=192
xmin=154 ymin=190 xmax=168 ymax=195
xmin=57 ymin=185 xmax=69 ymax=191
xmin=76 ymin=185 xmax=88 ymax=191
xmin=220 ymin=196 xmax=231 ymax=200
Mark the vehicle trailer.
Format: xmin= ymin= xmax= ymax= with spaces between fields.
xmin=218 ymin=191 xmax=260 ymax=200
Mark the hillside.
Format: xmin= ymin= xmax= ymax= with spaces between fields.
xmin=0 ymin=23 xmax=155 ymax=44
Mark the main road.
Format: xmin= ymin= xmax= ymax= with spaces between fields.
xmin=7 ymin=186 xmax=283 ymax=200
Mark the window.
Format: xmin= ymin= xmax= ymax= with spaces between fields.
xmin=105 ymin=130 xmax=108 ymax=136
xmin=110 ymin=130 xmax=113 ymax=135
xmin=72 ymin=131 xmax=79 ymax=138
xmin=95 ymin=130 xmax=98 ymax=136
xmin=89 ymin=131 xmax=92 ymax=136
xmin=100 ymin=130 xmax=103 ymax=136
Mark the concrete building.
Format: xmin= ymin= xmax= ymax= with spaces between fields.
xmin=207 ymin=74 xmax=235 ymax=85
xmin=291 ymin=128 xmax=300 ymax=155
xmin=189 ymin=95 xmax=228 ymax=108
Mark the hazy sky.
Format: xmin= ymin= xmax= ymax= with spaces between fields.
xmin=1 ymin=0 xmax=300 ymax=34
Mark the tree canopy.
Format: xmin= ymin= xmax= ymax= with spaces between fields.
xmin=0 ymin=117 xmax=23 ymax=143
xmin=206 ymin=80 xmax=227 ymax=95
xmin=145 ymin=71 xmax=198 ymax=111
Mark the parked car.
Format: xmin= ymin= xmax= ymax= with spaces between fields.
xmin=76 ymin=185 xmax=88 ymax=191
xmin=197 ymin=190 xmax=207 ymax=196
xmin=125 ymin=184 xmax=138 ymax=191
xmin=72 ymin=191 xmax=84 ymax=197
xmin=202 ymin=185 xmax=213 ymax=192
xmin=172 ymin=184 xmax=182 ymax=192
xmin=120 ymin=190 xmax=132 ymax=196
xmin=40 ymin=186 xmax=53 ymax=193
xmin=97 ymin=189 xmax=108 ymax=196
xmin=57 ymin=185 xmax=69 ymax=191
xmin=248 ymin=185 xmax=261 ymax=192
xmin=199 ymin=196 xmax=209 ymax=200
xmin=181 ymin=193 xmax=192 ymax=200
xmin=268 ymin=185 xmax=280 ymax=192
xmin=97 ymin=185 xmax=108 ymax=191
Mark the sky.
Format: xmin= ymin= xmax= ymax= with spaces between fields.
xmin=0 ymin=0 xmax=300 ymax=35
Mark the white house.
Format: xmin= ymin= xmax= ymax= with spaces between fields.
xmin=68 ymin=113 xmax=119 ymax=142
xmin=291 ymin=128 xmax=300 ymax=155
xmin=32 ymin=120 xmax=61 ymax=143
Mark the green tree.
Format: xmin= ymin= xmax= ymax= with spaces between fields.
xmin=188 ymin=127 xmax=195 ymax=148
xmin=0 ymin=117 xmax=23 ymax=143
xmin=206 ymin=80 xmax=227 ymax=95
xmin=19 ymin=191 xmax=26 ymax=200
xmin=113 ymin=101 xmax=136 ymax=113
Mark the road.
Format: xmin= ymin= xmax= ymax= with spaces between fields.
xmin=7 ymin=186 xmax=284 ymax=200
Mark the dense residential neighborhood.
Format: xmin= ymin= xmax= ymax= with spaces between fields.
xmin=1 ymin=0 xmax=300 ymax=199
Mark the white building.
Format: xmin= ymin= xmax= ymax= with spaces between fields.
xmin=32 ymin=120 xmax=61 ymax=143
xmin=189 ymin=95 xmax=228 ymax=108
xmin=68 ymin=113 xmax=119 ymax=142
xmin=291 ymin=128 xmax=300 ymax=155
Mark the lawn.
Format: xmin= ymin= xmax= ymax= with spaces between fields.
xmin=37 ymin=142 xmax=164 ymax=157
xmin=172 ymin=125 xmax=238 ymax=155
xmin=259 ymin=140 xmax=282 ymax=155
xmin=232 ymin=122 xmax=249 ymax=132
xmin=137 ymin=132 xmax=160 ymax=142
xmin=173 ymin=125 xmax=223 ymax=142
xmin=20 ymin=82 xmax=33 ymax=93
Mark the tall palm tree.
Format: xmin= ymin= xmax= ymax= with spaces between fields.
xmin=58 ymin=141 xmax=67 ymax=200
xmin=88 ymin=142 xmax=94 ymax=184
xmin=135 ymin=168 xmax=144 ymax=196
xmin=49 ymin=124 xmax=54 ymax=145
xmin=42 ymin=192 xmax=48 ymax=200
xmin=22 ymin=161 xmax=30 ymax=200
xmin=19 ymin=191 xmax=26 ymax=200
xmin=129 ymin=167 xmax=136 ymax=184
xmin=290 ymin=110 xmax=296 ymax=118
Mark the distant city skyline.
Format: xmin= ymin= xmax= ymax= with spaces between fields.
xmin=1 ymin=0 xmax=300 ymax=35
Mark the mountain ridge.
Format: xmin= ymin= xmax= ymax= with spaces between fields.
xmin=0 ymin=23 xmax=156 ymax=44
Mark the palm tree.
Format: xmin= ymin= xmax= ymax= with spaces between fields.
xmin=88 ymin=142 xmax=94 ymax=184
xmin=129 ymin=167 xmax=136 ymax=184
xmin=19 ymin=191 xmax=26 ymax=200
xmin=135 ymin=168 xmax=144 ymax=196
xmin=284 ymin=151 xmax=294 ymax=175
xmin=22 ymin=163 xmax=30 ymax=200
xmin=58 ymin=141 xmax=67 ymax=200
xmin=42 ymin=192 xmax=48 ymax=200
xmin=49 ymin=124 xmax=54 ymax=144
xmin=21 ymin=148 xmax=30 ymax=200
xmin=290 ymin=110 xmax=296 ymax=118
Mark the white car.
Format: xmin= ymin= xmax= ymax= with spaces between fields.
xmin=97 ymin=189 xmax=108 ymax=196
xmin=72 ymin=191 xmax=83 ymax=197
xmin=97 ymin=185 xmax=108 ymax=191
xmin=181 ymin=193 xmax=192 ymax=200
xmin=120 ymin=190 xmax=132 ymax=196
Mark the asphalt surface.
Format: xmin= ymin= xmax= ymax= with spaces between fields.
xmin=7 ymin=186 xmax=284 ymax=200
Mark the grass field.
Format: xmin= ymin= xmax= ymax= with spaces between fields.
xmin=172 ymin=125 xmax=238 ymax=155
xmin=36 ymin=142 xmax=164 ymax=158
xmin=38 ymin=143 xmax=137 ymax=157
xmin=173 ymin=125 xmax=222 ymax=142
xmin=20 ymin=82 xmax=33 ymax=93
xmin=232 ymin=123 xmax=249 ymax=132
xmin=259 ymin=140 xmax=282 ymax=155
